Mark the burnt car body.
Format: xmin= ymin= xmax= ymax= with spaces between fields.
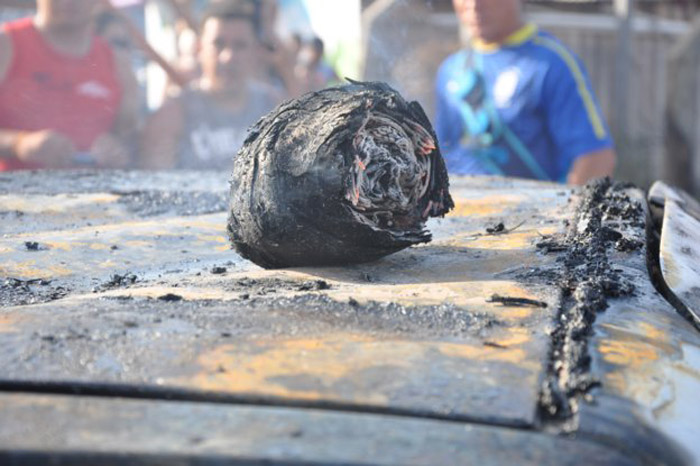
xmin=0 ymin=170 xmax=698 ymax=465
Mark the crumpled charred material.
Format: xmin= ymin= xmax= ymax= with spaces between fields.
xmin=227 ymin=81 xmax=454 ymax=268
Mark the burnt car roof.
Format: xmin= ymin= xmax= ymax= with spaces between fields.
xmin=0 ymin=171 xmax=698 ymax=465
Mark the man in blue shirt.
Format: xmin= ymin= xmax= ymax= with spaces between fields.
xmin=436 ymin=0 xmax=616 ymax=184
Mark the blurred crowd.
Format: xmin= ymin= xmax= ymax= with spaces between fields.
xmin=0 ymin=0 xmax=616 ymax=185
xmin=0 ymin=0 xmax=340 ymax=171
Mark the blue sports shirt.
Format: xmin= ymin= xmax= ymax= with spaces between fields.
xmin=435 ymin=24 xmax=613 ymax=182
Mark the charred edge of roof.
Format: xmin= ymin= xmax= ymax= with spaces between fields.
xmin=537 ymin=178 xmax=639 ymax=432
xmin=644 ymin=198 xmax=700 ymax=332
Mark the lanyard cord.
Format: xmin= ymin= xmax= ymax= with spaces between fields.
xmin=462 ymin=50 xmax=550 ymax=181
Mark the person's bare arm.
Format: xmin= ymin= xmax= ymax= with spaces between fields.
xmin=0 ymin=29 xmax=17 ymax=159
xmin=90 ymin=49 xmax=141 ymax=169
xmin=111 ymin=49 xmax=141 ymax=141
xmin=139 ymin=96 xmax=184 ymax=169
xmin=0 ymin=30 xmax=77 ymax=166
xmin=567 ymin=148 xmax=616 ymax=185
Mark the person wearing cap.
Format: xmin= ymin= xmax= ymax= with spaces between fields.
xmin=0 ymin=0 xmax=139 ymax=171
xmin=435 ymin=0 xmax=616 ymax=184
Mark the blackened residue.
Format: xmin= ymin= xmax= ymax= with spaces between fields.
xmin=24 ymin=241 xmax=41 ymax=251
xmin=537 ymin=178 xmax=639 ymax=430
xmin=0 ymin=277 xmax=68 ymax=307
xmin=93 ymin=273 xmax=138 ymax=293
xmin=487 ymin=294 xmax=548 ymax=308
xmin=485 ymin=223 xmax=505 ymax=234
xmin=158 ymin=293 xmax=184 ymax=302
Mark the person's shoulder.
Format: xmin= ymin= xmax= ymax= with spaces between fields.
xmin=436 ymin=49 xmax=467 ymax=81
xmin=528 ymin=29 xmax=584 ymax=74
xmin=438 ymin=50 xmax=466 ymax=70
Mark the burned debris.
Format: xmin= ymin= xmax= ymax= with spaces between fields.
xmin=228 ymin=81 xmax=454 ymax=268
xmin=538 ymin=178 xmax=639 ymax=429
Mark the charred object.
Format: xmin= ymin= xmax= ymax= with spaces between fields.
xmin=228 ymin=81 xmax=454 ymax=268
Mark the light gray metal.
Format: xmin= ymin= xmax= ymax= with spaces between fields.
xmin=613 ymin=0 xmax=635 ymax=142
xmin=0 ymin=393 xmax=637 ymax=465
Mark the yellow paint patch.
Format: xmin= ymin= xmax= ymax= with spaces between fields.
xmin=638 ymin=322 xmax=669 ymax=345
xmin=437 ymin=328 xmax=534 ymax=365
xmin=0 ymin=261 xmax=72 ymax=279
xmin=42 ymin=241 xmax=75 ymax=252
xmin=0 ymin=315 xmax=20 ymax=333
xmin=450 ymin=226 xmax=559 ymax=251
xmin=599 ymin=323 xmax=675 ymax=356
xmin=0 ymin=193 xmax=120 ymax=214
xmin=449 ymin=194 xmax=525 ymax=218
xmin=599 ymin=339 xmax=659 ymax=368
xmin=187 ymin=333 xmax=532 ymax=402
xmin=325 ymin=281 xmax=543 ymax=321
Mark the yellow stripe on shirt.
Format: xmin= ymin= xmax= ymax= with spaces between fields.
xmin=472 ymin=23 xmax=539 ymax=52
xmin=533 ymin=36 xmax=607 ymax=140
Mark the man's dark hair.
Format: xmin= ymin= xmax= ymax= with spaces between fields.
xmin=200 ymin=0 xmax=261 ymax=38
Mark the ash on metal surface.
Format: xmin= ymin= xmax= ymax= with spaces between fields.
xmin=93 ymin=273 xmax=138 ymax=293
xmin=487 ymin=294 xmax=548 ymax=308
xmin=537 ymin=178 xmax=640 ymax=431
xmin=0 ymin=170 xmax=230 ymax=196
xmin=117 ymin=190 xmax=228 ymax=217
xmin=243 ymin=293 xmax=506 ymax=338
xmin=225 ymin=277 xmax=332 ymax=295
xmin=0 ymin=277 xmax=68 ymax=307
xmin=227 ymin=81 xmax=454 ymax=269
xmin=15 ymin=293 xmax=508 ymax=342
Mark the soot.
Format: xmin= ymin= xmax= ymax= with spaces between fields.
xmin=228 ymin=81 xmax=453 ymax=268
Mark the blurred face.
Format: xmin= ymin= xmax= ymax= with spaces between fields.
xmin=38 ymin=0 xmax=98 ymax=29
xmin=452 ymin=0 xmax=522 ymax=43
xmin=199 ymin=17 xmax=258 ymax=91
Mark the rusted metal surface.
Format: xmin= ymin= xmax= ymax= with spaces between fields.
xmin=0 ymin=171 xmax=699 ymax=464
xmin=0 ymin=172 xmax=568 ymax=428
xmin=0 ymin=393 xmax=636 ymax=465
